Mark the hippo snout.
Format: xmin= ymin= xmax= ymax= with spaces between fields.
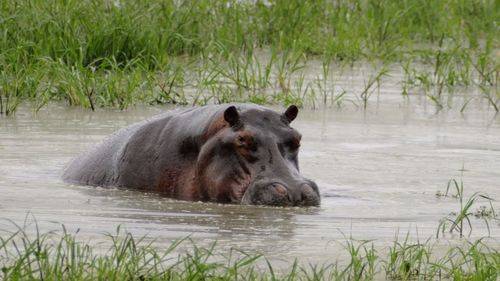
xmin=241 ymin=180 xmax=320 ymax=207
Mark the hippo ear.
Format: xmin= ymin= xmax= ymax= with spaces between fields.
xmin=223 ymin=106 xmax=240 ymax=127
xmin=283 ymin=105 xmax=299 ymax=123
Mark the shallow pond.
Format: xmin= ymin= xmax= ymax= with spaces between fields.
xmin=1 ymin=92 xmax=499 ymax=264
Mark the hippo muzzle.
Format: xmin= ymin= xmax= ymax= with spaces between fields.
xmin=241 ymin=179 xmax=320 ymax=207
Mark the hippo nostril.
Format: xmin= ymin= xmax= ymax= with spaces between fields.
xmin=267 ymin=183 xmax=292 ymax=206
xmin=272 ymin=183 xmax=288 ymax=197
xmin=300 ymin=184 xmax=320 ymax=206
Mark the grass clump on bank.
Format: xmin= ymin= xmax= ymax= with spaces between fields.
xmin=0 ymin=0 xmax=498 ymax=114
xmin=0 ymin=223 xmax=499 ymax=281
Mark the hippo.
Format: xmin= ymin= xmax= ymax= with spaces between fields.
xmin=63 ymin=104 xmax=320 ymax=206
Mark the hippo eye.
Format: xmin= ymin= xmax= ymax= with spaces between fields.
xmin=236 ymin=135 xmax=257 ymax=152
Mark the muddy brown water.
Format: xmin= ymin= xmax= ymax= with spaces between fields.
xmin=1 ymin=95 xmax=499 ymax=264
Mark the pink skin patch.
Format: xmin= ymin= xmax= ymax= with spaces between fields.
xmin=230 ymin=173 xmax=252 ymax=202
xmin=274 ymin=184 xmax=288 ymax=196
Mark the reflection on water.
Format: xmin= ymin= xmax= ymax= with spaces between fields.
xmin=1 ymin=90 xmax=499 ymax=263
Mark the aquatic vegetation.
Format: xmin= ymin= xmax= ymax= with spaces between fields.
xmin=383 ymin=233 xmax=436 ymax=280
xmin=0 ymin=0 xmax=498 ymax=114
xmin=358 ymin=65 xmax=390 ymax=110
xmin=1 ymin=220 xmax=499 ymax=281
xmin=336 ymin=237 xmax=378 ymax=280
xmin=436 ymin=178 xmax=497 ymax=238
xmin=383 ymin=236 xmax=500 ymax=281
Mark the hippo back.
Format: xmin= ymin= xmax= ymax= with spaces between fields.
xmin=62 ymin=104 xmax=267 ymax=190
xmin=63 ymin=106 xmax=219 ymax=188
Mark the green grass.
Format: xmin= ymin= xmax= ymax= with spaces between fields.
xmin=436 ymin=178 xmax=496 ymax=239
xmin=0 ymin=0 xmax=498 ymax=115
xmin=0 ymin=222 xmax=499 ymax=280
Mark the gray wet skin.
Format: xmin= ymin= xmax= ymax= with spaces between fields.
xmin=63 ymin=104 xmax=320 ymax=207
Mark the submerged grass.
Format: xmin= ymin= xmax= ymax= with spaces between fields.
xmin=0 ymin=0 xmax=498 ymax=114
xmin=436 ymin=178 xmax=497 ymax=238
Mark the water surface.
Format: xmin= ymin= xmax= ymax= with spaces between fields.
xmin=1 ymin=94 xmax=499 ymax=264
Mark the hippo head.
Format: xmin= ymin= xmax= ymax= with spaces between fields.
xmin=195 ymin=105 xmax=320 ymax=207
